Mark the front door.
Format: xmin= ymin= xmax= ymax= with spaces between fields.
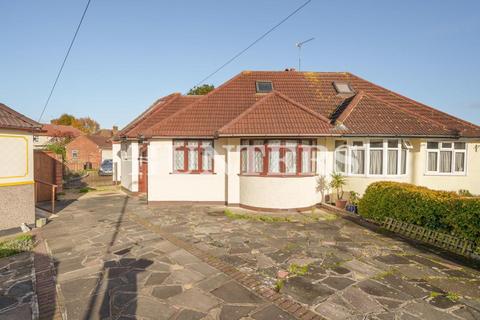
xmin=138 ymin=145 xmax=148 ymax=193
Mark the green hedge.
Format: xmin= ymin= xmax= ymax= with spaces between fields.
xmin=358 ymin=182 xmax=480 ymax=247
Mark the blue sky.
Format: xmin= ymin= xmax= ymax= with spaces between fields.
xmin=1 ymin=0 xmax=480 ymax=128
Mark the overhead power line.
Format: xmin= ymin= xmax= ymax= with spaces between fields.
xmin=38 ymin=0 xmax=92 ymax=122
xmin=194 ymin=0 xmax=312 ymax=87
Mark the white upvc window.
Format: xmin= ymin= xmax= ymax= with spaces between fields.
xmin=334 ymin=138 xmax=409 ymax=177
xmin=334 ymin=140 xmax=348 ymax=174
xmin=369 ymin=140 xmax=384 ymax=175
xmin=350 ymin=141 xmax=366 ymax=175
xmin=426 ymin=141 xmax=466 ymax=175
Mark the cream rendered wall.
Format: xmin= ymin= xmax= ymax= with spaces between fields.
xmin=101 ymin=149 xmax=113 ymax=161
xmin=120 ymin=141 xmax=139 ymax=192
xmin=33 ymin=135 xmax=52 ymax=149
xmin=240 ymin=176 xmax=319 ymax=209
xmin=413 ymin=139 xmax=480 ymax=194
xmin=148 ymin=139 xmax=227 ymax=202
xmin=112 ymin=143 xmax=121 ymax=182
xmin=0 ymin=129 xmax=34 ymax=185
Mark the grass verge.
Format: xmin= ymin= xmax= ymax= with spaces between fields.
xmin=79 ymin=187 xmax=96 ymax=193
xmin=0 ymin=234 xmax=35 ymax=258
xmin=224 ymin=209 xmax=293 ymax=223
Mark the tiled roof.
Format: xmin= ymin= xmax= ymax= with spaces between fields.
xmin=119 ymin=94 xmax=201 ymax=138
xmin=131 ymin=71 xmax=480 ymax=138
xmin=0 ymin=103 xmax=42 ymax=131
xmin=218 ymin=91 xmax=333 ymax=136
xmin=117 ymin=93 xmax=180 ymax=138
xmin=40 ymin=124 xmax=83 ymax=137
xmin=86 ymin=135 xmax=112 ymax=149
xmin=334 ymin=91 xmax=453 ymax=136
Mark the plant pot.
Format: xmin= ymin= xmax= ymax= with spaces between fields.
xmin=335 ymin=199 xmax=348 ymax=209
xmin=345 ymin=204 xmax=359 ymax=214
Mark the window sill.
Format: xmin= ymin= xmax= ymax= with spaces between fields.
xmin=170 ymin=172 xmax=216 ymax=175
xmin=239 ymin=173 xmax=317 ymax=178
xmin=336 ymin=173 xmax=408 ymax=178
xmin=424 ymin=172 xmax=466 ymax=177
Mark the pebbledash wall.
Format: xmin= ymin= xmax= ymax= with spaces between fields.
xmin=0 ymin=129 xmax=35 ymax=230
xmin=116 ymin=137 xmax=480 ymax=209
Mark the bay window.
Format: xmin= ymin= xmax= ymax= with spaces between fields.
xmin=426 ymin=141 xmax=466 ymax=175
xmin=241 ymin=139 xmax=316 ymax=175
xmin=334 ymin=139 xmax=409 ymax=176
xmin=173 ymin=140 xmax=214 ymax=173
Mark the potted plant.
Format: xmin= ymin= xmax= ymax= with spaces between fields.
xmin=330 ymin=173 xmax=347 ymax=209
xmin=346 ymin=191 xmax=359 ymax=214
xmin=316 ymin=175 xmax=330 ymax=204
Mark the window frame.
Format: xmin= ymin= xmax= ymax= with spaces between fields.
xmin=334 ymin=138 xmax=409 ymax=177
xmin=255 ymin=81 xmax=273 ymax=93
xmin=425 ymin=140 xmax=467 ymax=176
xmin=72 ymin=150 xmax=79 ymax=160
xmin=172 ymin=140 xmax=215 ymax=174
xmin=350 ymin=140 xmax=366 ymax=176
xmin=240 ymin=139 xmax=316 ymax=176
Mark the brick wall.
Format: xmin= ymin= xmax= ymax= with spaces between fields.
xmin=65 ymin=136 xmax=102 ymax=171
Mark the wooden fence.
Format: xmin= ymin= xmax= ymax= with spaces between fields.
xmin=383 ymin=217 xmax=478 ymax=258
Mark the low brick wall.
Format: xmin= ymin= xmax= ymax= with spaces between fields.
xmin=0 ymin=183 xmax=35 ymax=230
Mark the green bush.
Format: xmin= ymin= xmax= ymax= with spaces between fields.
xmin=358 ymin=182 xmax=480 ymax=246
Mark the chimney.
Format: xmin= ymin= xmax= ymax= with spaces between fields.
xmin=112 ymin=126 xmax=118 ymax=134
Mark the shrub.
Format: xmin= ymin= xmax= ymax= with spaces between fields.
xmin=358 ymin=182 xmax=480 ymax=246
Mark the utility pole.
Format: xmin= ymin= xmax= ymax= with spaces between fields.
xmin=296 ymin=37 xmax=315 ymax=71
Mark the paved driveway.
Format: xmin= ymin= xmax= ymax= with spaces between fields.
xmin=39 ymin=191 xmax=480 ymax=320
xmin=39 ymin=192 xmax=302 ymax=320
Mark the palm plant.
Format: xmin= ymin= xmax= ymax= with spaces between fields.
xmin=330 ymin=173 xmax=346 ymax=200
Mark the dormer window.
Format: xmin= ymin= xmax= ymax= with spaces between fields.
xmin=256 ymin=81 xmax=273 ymax=93
xmin=333 ymin=82 xmax=354 ymax=94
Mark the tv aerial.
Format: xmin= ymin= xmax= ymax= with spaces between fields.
xmin=296 ymin=37 xmax=315 ymax=71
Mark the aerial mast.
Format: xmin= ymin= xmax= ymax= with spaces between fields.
xmin=296 ymin=37 xmax=315 ymax=71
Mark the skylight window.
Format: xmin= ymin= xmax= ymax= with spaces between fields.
xmin=333 ymin=82 xmax=354 ymax=94
xmin=256 ymin=81 xmax=273 ymax=93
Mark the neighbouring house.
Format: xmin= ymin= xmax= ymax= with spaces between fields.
xmin=114 ymin=70 xmax=480 ymax=210
xmin=33 ymin=123 xmax=83 ymax=149
xmin=65 ymin=134 xmax=112 ymax=171
xmin=95 ymin=126 xmax=118 ymax=138
xmin=0 ymin=103 xmax=42 ymax=230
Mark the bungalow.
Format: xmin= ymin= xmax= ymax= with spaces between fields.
xmin=0 ymin=103 xmax=42 ymax=230
xmin=114 ymin=70 xmax=480 ymax=210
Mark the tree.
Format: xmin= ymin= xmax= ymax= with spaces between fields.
xmin=187 ymin=84 xmax=214 ymax=95
xmin=75 ymin=117 xmax=100 ymax=134
xmin=51 ymin=113 xmax=76 ymax=126
xmin=50 ymin=114 xmax=100 ymax=134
